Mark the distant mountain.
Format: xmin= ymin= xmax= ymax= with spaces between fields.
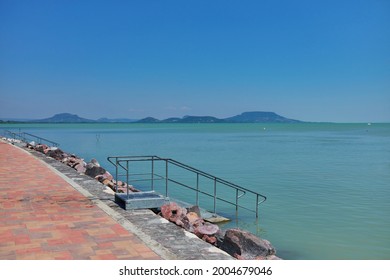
xmin=137 ymin=111 xmax=301 ymax=123
xmin=34 ymin=113 xmax=95 ymax=123
xmin=137 ymin=115 xmax=223 ymax=123
xmin=8 ymin=111 xmax=302 ymax=124
xmin=97 ymin=117 xmax=138 ymax=123
xmin=137 ymin=117 xmax=160 ymax=123
xmin=226 ymin=111 xmax=301 ymax=123
xmin=164 ymin=116 xmax=225 ymax=123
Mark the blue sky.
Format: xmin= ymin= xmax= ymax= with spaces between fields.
xmin=0 ymin=0 xmax=389 ymax=122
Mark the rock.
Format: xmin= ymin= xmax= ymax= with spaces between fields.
xmin=95 ymin=175 xmax=105 ymax=182
xmin=69 ymin=158 xmax=81 ymax=167
xmin=186 ymin=212 xmax=200 ymax=224
xmin=160 ymin=203 xmax=172 ymax=220
xmin=45 ymin=147 xmax=65 ymax=160
xmin=102 ymin=179 xmax=115 ymax=188
xmin=180 ymin=216 xmax=193 ymax=232
xmin=215 ymin=230 xmax=225 ymax=248
xmin=194 ymin=222 xmax=219 ymax=237
xmin=160 ymin=202 xmax=187 ymax=223
xmin=220 ymin=228 xmax=276 ymax=259
xmin=102 ymin=171 xmax=113 ymax=181
xmin=75 ymin=163 xmax=86 ymax=173
xmin=90 ymin=158 xmax=100 ymax=167
xmin=62 ymin=156 xmax=80 ymax=167
xmin=202 ymin=235 xmax=217 ymax=245
xmin=191 ymin=218 xmax=205 ymax=230
xmin=186 ymin=205 xmax=201 ymax=217
xmin=85 ymin=165 xmax=106 ymax=178
xmin=35 ymin=144 xmax=48 ymax=153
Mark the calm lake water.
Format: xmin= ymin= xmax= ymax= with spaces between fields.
xmin=2 ymin=122 xmax=390 ymax=260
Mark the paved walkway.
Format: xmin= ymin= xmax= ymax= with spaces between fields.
xmin=0 ymin=141 xmax=160 ymax=260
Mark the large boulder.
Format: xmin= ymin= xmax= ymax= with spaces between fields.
xmin=220 ymin=228 xmax=276 ymax=259
xmin=85 ymin=162 xmax=106 ymax=178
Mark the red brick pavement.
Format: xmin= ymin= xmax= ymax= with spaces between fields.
xmin=0 ymin=141 xmax=161 ymax=260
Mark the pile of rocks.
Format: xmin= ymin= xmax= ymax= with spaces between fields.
xmin=159 ymin=202 xmax=281 ymax=260
xmin=25 ymin=142 xmax=138 ymax=194
xmin=160 ymin=203 xmax=220 ymax=245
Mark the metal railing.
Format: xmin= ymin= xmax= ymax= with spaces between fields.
xmin=19 ymin=132 xmax=59 ymax=147
xmin=2 ymin=130 xmax=21 ymax=141
xmin=2 ymin=130 xmax=59 ymax=147
xmin=107 ymin=155 xmax=267 ymax=218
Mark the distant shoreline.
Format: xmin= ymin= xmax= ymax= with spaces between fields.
xmin=1 ymin=111 xmax=303 ymax=124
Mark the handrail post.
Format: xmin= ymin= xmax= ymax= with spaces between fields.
xmin=196 ymin=173 xmax=199 ymax=206
xmin=236 ymin=189 xmax=239 ymax=214
xmin=256 ymin=195 xmax=259 ymax=218
xmin=213 ymin=178 xmax=217 ymax=214
xmin=115 ymin=158 xmax=118 ymax=193
xmin=151 ymin=157 xmax=154 ymax=191
xmin=126 ymin=160 xmax=129 ymax=200
xmin=165 ymin=160 xmax=168 ymax=197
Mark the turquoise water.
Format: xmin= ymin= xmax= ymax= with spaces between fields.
xmin=2 ymin=123 xmax=390 ymax=259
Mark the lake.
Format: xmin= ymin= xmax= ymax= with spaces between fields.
xmin=2 ymin=122 xmax=389 ymax=259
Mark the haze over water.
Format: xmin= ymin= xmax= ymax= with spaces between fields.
xmin=2 ymin=122 xmax=389 ymax=260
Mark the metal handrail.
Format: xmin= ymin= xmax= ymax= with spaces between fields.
xmin=19 ymin=132 xmax=59 ymax=147
xmin=107 ymin=155 xmax=267 ymax=218
xmin=2 ymin=130 xmax=21 ymax=141
xmin=2 ymin=130 xmax=59 ymax=147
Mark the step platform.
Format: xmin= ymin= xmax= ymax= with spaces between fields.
xmin=115 ymin=191 xmax=170 ymax=210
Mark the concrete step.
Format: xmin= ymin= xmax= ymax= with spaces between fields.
xmin=115 ymin=191 xmax=170 ymax=210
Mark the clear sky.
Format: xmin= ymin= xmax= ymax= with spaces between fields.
xmin=0 ymin=0 xmax=389 ymax=122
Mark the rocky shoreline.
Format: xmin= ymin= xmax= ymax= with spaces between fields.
xmin=3 ymin=137 xmax=281 ymax=260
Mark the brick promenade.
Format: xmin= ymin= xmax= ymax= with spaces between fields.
xmin=0 ymin=141 xmax=161 ymax=260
